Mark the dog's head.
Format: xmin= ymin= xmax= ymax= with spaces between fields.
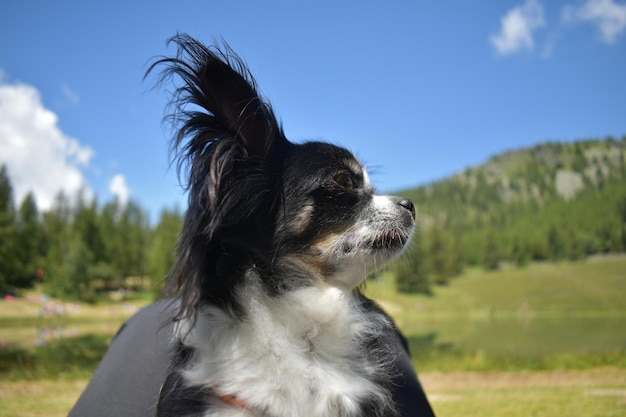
xmin=150 ymin=34 xmax=415 ymax=318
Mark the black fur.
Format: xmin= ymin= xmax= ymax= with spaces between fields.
xmin=148 ymin=34 xmax=291 ymax=318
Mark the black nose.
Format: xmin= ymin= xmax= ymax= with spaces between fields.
xmin=397 ymin=198 xmax=415 ymax=220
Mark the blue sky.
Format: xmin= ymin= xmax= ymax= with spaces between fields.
xmin=1 ymin=0 xmax=625 ymax=222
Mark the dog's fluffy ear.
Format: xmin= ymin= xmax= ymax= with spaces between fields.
xmin=162 ymin=34 xmax=282 ymax=157
xmin=149 ymin=34 xmax=287 ymax=205
xmin=148 ymin=34 xmax=289 ymax=317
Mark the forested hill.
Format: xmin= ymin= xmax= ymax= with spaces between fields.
xmin=392 ymin=136 xmax=626 ymax=293
xmin=1 ymin=136 xmax=625 ymax=298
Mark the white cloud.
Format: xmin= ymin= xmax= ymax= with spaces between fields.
xmin=563 ymin=0 xmax=626 ymax=43
xmin=0 ymin=79 xmax=94 ymax=211
xmin=60 ymin=82 xmax=80 ymax=105
xmin=108 ymin=174 xmax=130 ymax=205
xmin=491 ymin=0 xmax=546 ymax=55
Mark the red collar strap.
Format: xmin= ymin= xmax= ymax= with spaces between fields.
xmin=210 ymin=385 xmax=248 ymax=410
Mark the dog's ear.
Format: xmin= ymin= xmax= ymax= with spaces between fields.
xmin=148 ymin=34 xmax=289 ymax=318
xmin=149 ymin=34 xmax=287 ymax=197
xmin=161 ymin=34 xmax=283 ymax=157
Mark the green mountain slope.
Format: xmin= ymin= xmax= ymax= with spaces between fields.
xmin=391 ymin=136 xmax=626 ymax=291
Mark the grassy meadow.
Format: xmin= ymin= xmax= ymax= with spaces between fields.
xmin=367 ymin=255 xmax=626 ymax=371
xmin=1 ymin=256 xmax=626 ymax=416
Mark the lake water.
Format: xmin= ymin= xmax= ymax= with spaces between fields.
xmin=404 ymin=315 xmax=626 ymax=367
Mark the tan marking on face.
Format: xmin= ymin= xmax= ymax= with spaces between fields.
xmin=279 ymin=225 xmax=352 ymax=278
xmin=290 ymin=204 xmax=314 ymax=234
xmin=281 ymin=253 xmax=330 ymax=280
xmin=308 ymin=226 xmax=351 ymax=258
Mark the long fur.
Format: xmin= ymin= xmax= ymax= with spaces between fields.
xmin=149 ymin=34 xmax=416 ymax=417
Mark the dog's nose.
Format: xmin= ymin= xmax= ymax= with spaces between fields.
xmin=397 ymin=198 xmax=415 ymax=220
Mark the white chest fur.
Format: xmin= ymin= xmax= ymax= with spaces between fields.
xmin=175 ymin=281 xmax=394 ymax=417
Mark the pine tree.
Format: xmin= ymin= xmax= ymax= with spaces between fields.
xmin=42 ymin=191 xmax=73 ymax=297
xmin=483 ymin=231 xmax=500 ymax=270
xmin=108 ymin=200 xmax=149 ymax=287
xmin=447 ymin=235 xmax=465 ymax=278
xmin=15 ymin=193 xmax=43 ymax=288
xmin=73 ymin=195 xmax=118 ymax=292
xmin=510 ymin=236 xmax=530 ymax=266
xmin=73 ymin=196 xmax=105 ymax=265
xmin=0 ymin=166 xmax=19 ymax=293
xmin=428 ymin=228 xmax=449 ymax=285
xmin=395 ymin=230 xmax=430 ymax=294
xmin=619 ymin=196 xmax=626 ymax=252
xmin=147 ymin=208 xmax=183 ymax=294
xmin=547 ymin=225 xmax=567 ymax=260
xmin=63 ymin=237 xmax=96 ymax=302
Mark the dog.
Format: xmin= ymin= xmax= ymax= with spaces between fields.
xmin=150 ymin=34 xmax=417 ymax=417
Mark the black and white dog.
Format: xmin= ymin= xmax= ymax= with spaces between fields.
xmin=151 ymin=34 xmax=417 ymax=417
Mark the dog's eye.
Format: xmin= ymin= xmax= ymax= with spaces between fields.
xmin=334 ymin=173 xmax=354 ymax=189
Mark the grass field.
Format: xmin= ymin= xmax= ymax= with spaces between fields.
xmin=367 ymin=255 xmax=626 ymax=317
xmin=2 ymin=369 xmax=625 ymax=417
xmin=366 ymin=255 xmax=626 ymax=370
xmin=422 ymin=368 xmax=626 ymax=417
xmin=1 ymin=256 xmax=625 ymax=416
